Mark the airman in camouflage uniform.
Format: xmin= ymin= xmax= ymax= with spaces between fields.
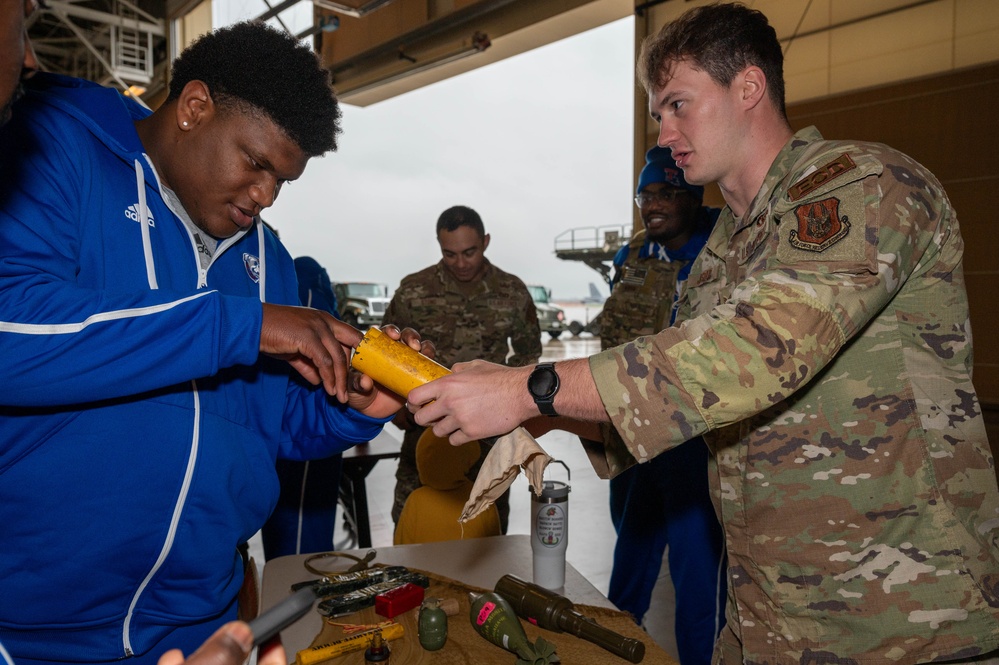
xmin=405 ymin=5 xmax=999 ymax=663
xmin=591 ymin=123 xmax=999 ymax=665
xmin=383 ymin=205 xmax=541 ymax=532
xmin=587 ymin=6 xmax=999 ymax=662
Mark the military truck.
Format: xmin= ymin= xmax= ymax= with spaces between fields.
xmin=527 ymin=285 xmax=567 ymax=340
xmin=332 ymin=282 xmax=390 ymax=329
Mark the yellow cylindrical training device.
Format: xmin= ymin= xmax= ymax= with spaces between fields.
xmin=351 ymin=326 xmax=451 ymax=398
xmin=295 ymin=624 xmax=405 ymax=665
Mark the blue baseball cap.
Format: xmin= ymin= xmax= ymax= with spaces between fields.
xmin=636 ymin=145 xmax=704 ymax=199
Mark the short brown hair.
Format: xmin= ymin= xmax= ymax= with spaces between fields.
xmin=638 ymin=2 xmax=786 ymax=118
xmin=436 ymin=205 xmax=485 ymax=237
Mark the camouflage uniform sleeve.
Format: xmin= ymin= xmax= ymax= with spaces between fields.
xmin=506 ymin=279 xmax=542 ymax=367
xmin=578 ymin=422 xmax=639 ymax=479
xmin=590 ymin=146 xmax=952 ymax=470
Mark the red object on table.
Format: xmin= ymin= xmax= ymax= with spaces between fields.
xmin=375 ymin=582 xmax=426 ymax=618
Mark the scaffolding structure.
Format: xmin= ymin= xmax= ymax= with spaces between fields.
xmin=28 ymin=0 xmax=166 ymax=99
xmin=553 ymin=224 xmax=630 ymax=288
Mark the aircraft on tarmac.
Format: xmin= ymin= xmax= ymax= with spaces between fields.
xmin=583 ymin=282 xmax=607 ymax=303
xmin=553 ymin=282 xmax=607 ymax=306
xmin=551 ymin=283 xmax=607 ymax=337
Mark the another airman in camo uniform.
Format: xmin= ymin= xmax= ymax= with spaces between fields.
xmin=407 ymin=4 xmax=999 ymax=663
xmin=383 ymin=205 xmax=541 ymax=533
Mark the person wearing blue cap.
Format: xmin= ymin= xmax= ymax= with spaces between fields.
xmin=601 ymin=146 xmax=725 ymax=665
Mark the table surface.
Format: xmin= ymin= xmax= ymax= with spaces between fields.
xmin=260 ymin=534 xmax=614 ymax=658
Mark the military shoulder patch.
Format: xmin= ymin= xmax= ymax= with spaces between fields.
xmin=789 ymin=197 xmax=849 ymax=252
xmin=788 ymin=154 xmax=857 ymax=201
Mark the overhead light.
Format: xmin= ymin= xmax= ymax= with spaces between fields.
xmin=124 ymin=84 xmax=146 ymax=97
xmin=341 ymin=31 xmax=490 ymax=98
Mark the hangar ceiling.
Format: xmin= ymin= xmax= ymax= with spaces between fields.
xmin=314 ymin=0 xmax=632 ymax=106
xmin=27 ymin=0 xmax=168 ymax=102
xmin=24 ymin=0 xmax=999 ymax=110
xmin=25 ymin=0 xmax=633 ymax=107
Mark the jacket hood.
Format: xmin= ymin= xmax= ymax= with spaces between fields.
xmin=26 ymin=72 xmax=151 ymax=160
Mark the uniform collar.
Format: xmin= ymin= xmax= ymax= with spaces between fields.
xmin=434 ymin=258 xmax=495 ymax=294
xmin=706 ymin=126 xmax=823 ymax=258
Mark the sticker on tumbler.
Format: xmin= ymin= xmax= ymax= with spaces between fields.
xmin=535 ymin=505 xmax=566 ymax=547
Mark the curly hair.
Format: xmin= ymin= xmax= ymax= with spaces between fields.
xmin=167 ymin=21 xmax=341 ymax=156
xmin=638 ymin=2 xmax=786 ymax=119
xmin=436 ymin=205 xmax=485 ymax=237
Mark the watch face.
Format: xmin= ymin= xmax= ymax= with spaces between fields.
xmin=529 ymin=366 xmax=557 ymax=398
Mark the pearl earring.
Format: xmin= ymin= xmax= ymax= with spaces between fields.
xmin=182 ymin=121 xmax=189 ymax=127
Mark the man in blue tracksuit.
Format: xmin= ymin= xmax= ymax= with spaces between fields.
xmin=1 ymin=8 xmax=288 ymax=665
xmin=0 ymin=23 xmax=423 ymax=665
xmin=601 ymin=147 xmax=726 ymax=665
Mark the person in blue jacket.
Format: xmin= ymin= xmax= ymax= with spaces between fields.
xmin=3 ymin=621 xmax=286 ymax=665
xmin=602 ymin=147 xmax=726 ymax=665
xmin=2 ymin=8 xmax=287 ymax=665
xmin=261 ymin=255 xmax=347 ymax=559
xmin=0 ymin=21 xmax=426 ymax=665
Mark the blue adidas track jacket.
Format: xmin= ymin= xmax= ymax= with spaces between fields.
xmin=0 ymin=73 xmax=384 ymax=662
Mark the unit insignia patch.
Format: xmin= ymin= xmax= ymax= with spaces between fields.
xmin=789 ymin=198 xmax=850 ymax=252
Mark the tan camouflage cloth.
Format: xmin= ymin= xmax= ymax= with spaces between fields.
xmin=588 ymin=127 xmax=999 ymax=664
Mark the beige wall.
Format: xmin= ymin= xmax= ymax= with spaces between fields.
xmin=173 ymin=0 xmax=212 ymax=56
xmin=636 ymin=0 xmax=999 ymax=161
xmin=782 ymin=0 xmax=999 ymax=100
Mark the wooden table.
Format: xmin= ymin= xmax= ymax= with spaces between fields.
xmin=260 ymin=535 xmax=615 ymax=658
xmin=338 ymin=428 xmax=401 ymax=548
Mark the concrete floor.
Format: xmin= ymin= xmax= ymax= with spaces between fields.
xmin=250 ymin=333 xmax=679 ymax=661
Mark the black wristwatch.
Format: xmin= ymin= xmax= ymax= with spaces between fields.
xmin=528 ymin=363 xmax=560 ymax=417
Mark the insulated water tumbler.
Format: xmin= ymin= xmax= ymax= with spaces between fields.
xmin=530 ymin=461 xmax=571 ymax=589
